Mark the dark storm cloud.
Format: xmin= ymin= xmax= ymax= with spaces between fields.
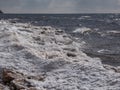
xmin=0 ymin=0 xmax=120 ymax=13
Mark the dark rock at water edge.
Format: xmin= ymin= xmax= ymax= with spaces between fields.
xmin=0 ymin=68 xmax=46 ymax=90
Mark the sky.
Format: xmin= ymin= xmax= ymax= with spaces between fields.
xmin=0 ymin=0 xmax=120 ymax=13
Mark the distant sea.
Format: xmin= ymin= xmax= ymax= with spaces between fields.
xmin=0 ymin=14 xmax=120 ymax=66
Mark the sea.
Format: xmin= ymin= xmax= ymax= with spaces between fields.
xmin=0 ymin=14 xmax=120 ymax=66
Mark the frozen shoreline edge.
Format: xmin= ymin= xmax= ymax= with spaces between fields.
xmin=0 ymin=20 xmax=120 ymax=90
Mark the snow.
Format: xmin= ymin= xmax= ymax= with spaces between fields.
xmin=0 ymin=20 xmax=120 ymax=90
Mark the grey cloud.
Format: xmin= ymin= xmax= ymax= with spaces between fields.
xmin=74 ymin=0 xmax=120 ymax=13
xmin=0 ymin=0 xmax=120 ymax=13
xmin=76 ymin=0 xmax=118 ymax=8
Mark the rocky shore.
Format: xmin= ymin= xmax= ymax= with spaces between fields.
xmin=0 ymin=20 xmax=120 ymax=90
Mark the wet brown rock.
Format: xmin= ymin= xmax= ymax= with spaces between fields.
xmin=11 ymin=79 xmax=32 ymax=90
xmin=1 ymin=69 xmax=46 ymax=90
xmin=2 ymin=69 xmax=16 ymax=84
xmin=0 ymin=83 xmax=10 ymax=90
xmin=2 ymin=69 xmax=23 ymax=84
xmin=11 ymin=76 xmax=45 ymax=90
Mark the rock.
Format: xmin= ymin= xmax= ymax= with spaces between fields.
xmin=55 ymin=30 xmax=64 ymax=35
xmin=2 ymin=69 xmax=23 ymax=84
xmin=27 ymin=75 xmax=45 ymax=81
xmin=11 ymin=75 xmax=45 ymax=90
xmin=2 ymin=69 xmax=16 ymax=84
xmin=0 ymin=83 xmax=10 ymax=90
xmin=11 ymin=79 xmax=32 ymax=90
xmin=41 ymin=31 xmax=46 ymax=34
xmin=1 ymin=68 xmax=46 ymax=90
xmin=66 ymin=52 xmax=77 ymax=57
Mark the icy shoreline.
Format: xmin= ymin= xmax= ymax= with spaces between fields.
xmin=0 ymin=20 xmax=120 ymax=90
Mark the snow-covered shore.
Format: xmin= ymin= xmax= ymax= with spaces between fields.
xmin=0 ymin=20 xmax=120 ymax=90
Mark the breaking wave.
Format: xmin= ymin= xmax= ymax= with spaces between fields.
xmin=73 ymin=27 xmax=91 ymax=34
xmin=0 ymin=20 xmax=120 ymax=90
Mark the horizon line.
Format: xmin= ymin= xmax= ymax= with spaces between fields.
xmin=2 ymin=12 xmax=120 ymax=14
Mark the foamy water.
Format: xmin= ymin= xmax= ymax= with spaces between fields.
xmin=0 ymin=14 xmax=120 ymax=67
xmin=73 ymin=27 xmax=91 ymax=34
xmin=0 ymin=20 xmax=120 ymax=90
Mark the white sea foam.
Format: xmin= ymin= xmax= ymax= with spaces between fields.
xmin=107 ymin=30 xmax=120 ymax=34
xmin=78 ymin=16 xmax=91 ymax=20
xmin=0 ymin=20 xmax=120 ymax=90
xmin=73 ymin=27 xmax=91 ymax=34
xmin=97 ymin=49 xmax=111 ymax=54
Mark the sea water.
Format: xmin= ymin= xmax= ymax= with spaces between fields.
xmin=0 ymin=14 xmax=120 ymax=66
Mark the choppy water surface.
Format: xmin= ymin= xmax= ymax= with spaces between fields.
xmin=0 ymin=14 xmax=120 ymax=66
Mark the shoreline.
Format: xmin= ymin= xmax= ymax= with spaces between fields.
xmin=0 ymin=20 xmax=120 ymax=90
